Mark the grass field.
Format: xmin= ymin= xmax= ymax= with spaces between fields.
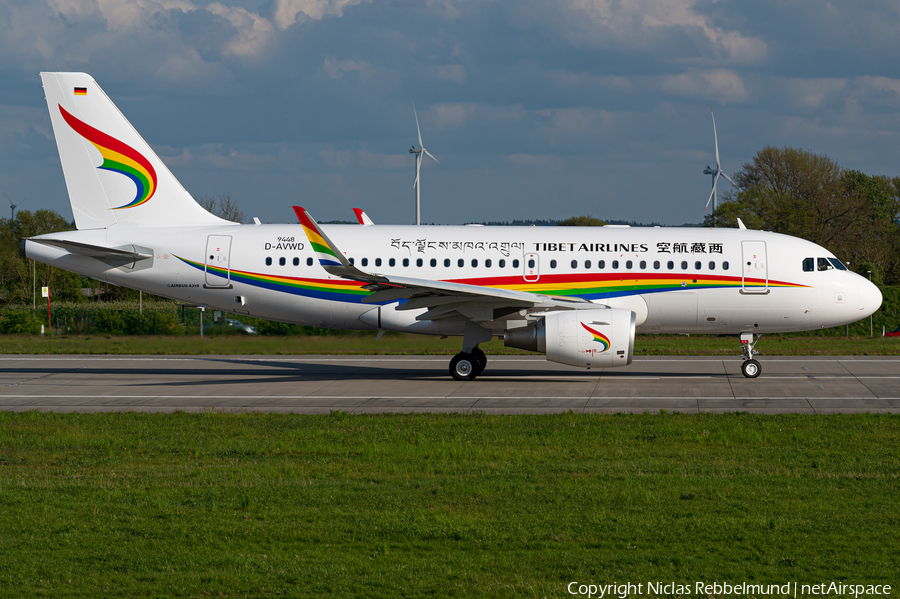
xmin=1 ymin=332 xmax=899 ymax=356
xmin=0 ymin=411 xmax=897 ymax=598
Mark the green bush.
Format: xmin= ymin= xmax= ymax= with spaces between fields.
xmin=0 ymin=310 xmax=43 ymax=334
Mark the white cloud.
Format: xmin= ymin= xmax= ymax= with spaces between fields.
xmin=272 ymin=0 xmax=368 ymax=29
xmin=428 ymin=102 xmax=479 ymax=129
xmin=428 ymin=64 xmax=467 ymax=84
xmin=554 ymin=0 xmax=767 ymax=65
xmin=662 ymin=69 xmax=748 ymax=103
xmin=322 ymin=57 xmax=370 ymax=80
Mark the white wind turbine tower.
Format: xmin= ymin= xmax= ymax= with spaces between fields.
xmin=3 ymin=191 xmax=27 ymax=220
xmin=703 ymin=107 xmax=740 ymax=226
xmin=409 ymin=102 xmax=438 ymax=225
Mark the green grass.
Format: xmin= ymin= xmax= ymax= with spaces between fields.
xmin=0 ymin=412 xmax=897 ymax=597
xmin=0 ymin=332 xmax=899 ymax=355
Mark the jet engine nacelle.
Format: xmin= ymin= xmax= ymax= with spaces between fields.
xmin=505 ymin=308 xmax=635 ymax=369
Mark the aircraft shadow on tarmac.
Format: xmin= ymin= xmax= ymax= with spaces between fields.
xmin=0 ymin=357 xmax=732 ymax=388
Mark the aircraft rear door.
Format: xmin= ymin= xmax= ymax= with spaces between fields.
xmin=741 ymin=240 xmax=768 ymax=293
xmin=205 ymin=235 xmax=232 ymax=288
xmin=524 ymin=253 xmax=540 ymax=282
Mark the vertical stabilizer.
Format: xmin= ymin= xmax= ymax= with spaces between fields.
xmin=40 ymin=72 xmax=230 ymax=230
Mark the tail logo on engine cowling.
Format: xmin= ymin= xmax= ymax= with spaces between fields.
xmin=581 ymin=322 xmax=610 ymax=352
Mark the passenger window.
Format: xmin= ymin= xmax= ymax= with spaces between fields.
xmin=471 ymin=259 xmax=478 ymax=267
xmin=458 ymin=259 xmax=464 ymax=268
xmin=485 ymin=259 xmax=492 ymax=268
xmin=612 ymin=260 xmax=619 ymax=269
xmin=708 ymin=261 xmax=715 ymax=271
xmin=361 ymin=258 xmax=368 ymax=267
xmin=349 ymin=258 xmax=355 ymax=266
xmin=817 ymin=257 xmax=833 ymax=271
xmin=723 ymin=261 xmax=729 ymax=270
xmin=625 ymin=260 xmax=632 ymax=269
xmin=695 ymin=261 xmax=702 ymax=270
xmin=416 ymin=258 xmax=423 ymax=267
xmin=430 ymin=258 xmax=437 ymax=267
xmin=444 ymin=259 xmax=450 ymax=267
xmin=513 ymin=259 xmax=520 ymax=268
xmin=499 ymin=259 xmax=506 ymax=268
xmin=571 ymin=260 xmax=577 ymax=269
xmin=681 ymin=261 xmax=688 ymax=269
xmin=307 ymin=257 xmax=313 ymax=266
xmin=653 ymin=261 xmax=660 ymax=270
xmin=265 ymin=257 xmax=272 ymax=266
xmin=389 ymin=258 xmax=396 ymax=267
xmin=667 ymin=261 xmax=674 ymax=270
xmin=375 ymin=258 xmax=382 ymax=267
xmin=550 ymin=260 xmax=557 ymax=268
xmin=279 ymin=257 xmax=286 ymax=266
xmin=639 ymin=260 xmax=646 ymax=270
xmin=403 ymin=258 xmax=409 ymax=267
xmin=802 ymin=258 xmax=814 ymax=272
xmin=598 ymin=260 xmax=605 ymax=269
xmin=293 ymin=257 xmax=299 ymax=266
xmin=585 ymin=260 xmax=591 ymax=269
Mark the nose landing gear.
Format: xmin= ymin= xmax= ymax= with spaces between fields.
xmin=740 ymin=333 xmax=762 ymax=378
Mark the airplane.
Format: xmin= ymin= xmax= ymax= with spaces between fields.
xmin=22 ymin=73 xmax=883 ymax=380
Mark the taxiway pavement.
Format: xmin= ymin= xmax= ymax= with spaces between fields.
xmin=1 ymin=354 xmax=898 ymax=414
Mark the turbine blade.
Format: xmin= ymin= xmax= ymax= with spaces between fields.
xmin=413 ymin=101 xmax=423 ymax=148
xmin=2 ymin=191 xmax=11 ymax=206
xmin=704 ymin=174 xmax=719 ymax=211
xmin=423 ymin=149 xmax=439 ymax=164
xmin=721 ymin=172 xmax=740 ymax=189
xmin=711 ymin=106 xmax=720 ymax=169
xmin=413 ymin=154 xmax=421 ymax=188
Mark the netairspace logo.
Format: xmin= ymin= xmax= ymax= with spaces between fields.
xmin=566 ymin=581 xmax=893 ymax=598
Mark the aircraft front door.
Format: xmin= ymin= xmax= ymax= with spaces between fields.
xmin=205 ymin=235 xmax=232 ymax=288
xmin=741 ymin=240 xmax=768 ymax=293
xmin=524 ymin=253 xmax=540 ymax=282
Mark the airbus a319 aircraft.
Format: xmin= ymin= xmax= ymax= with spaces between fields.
xmin=22 ymin=73 xmax=883 ymax=380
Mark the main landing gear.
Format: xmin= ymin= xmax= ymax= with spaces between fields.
xmin=449 ymin=322 xmax=492 ymax=381
xmin=449 ymin=347 xmax=487 ymax=381
xmin=740 ymin=333 xmax=762 ymax=378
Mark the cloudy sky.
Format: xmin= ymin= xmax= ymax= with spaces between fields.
xmin=2 ymin=0 xmax=900 ymax=226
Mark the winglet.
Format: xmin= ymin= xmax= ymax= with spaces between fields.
xmin=352 ymin=208 xmax=375 ymax=225
xmin=737 ymin=217 xmax=747 ymax=230
xmin=293 ymin=206 xmax=382 ymax=282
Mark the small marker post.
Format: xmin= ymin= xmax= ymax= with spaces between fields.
xmin=41 ymin=286 xmax=50 ymax=332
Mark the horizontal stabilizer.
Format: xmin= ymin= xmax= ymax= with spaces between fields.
xmin=26 ymin=237 xmax=151 ymax=260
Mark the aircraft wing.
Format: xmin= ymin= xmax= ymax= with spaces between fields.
xmin=293 ymin=206 xmax=592 ymax=320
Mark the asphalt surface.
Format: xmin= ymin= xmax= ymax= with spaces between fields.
xmin=1 ymin=354 xmax=898 ymax=414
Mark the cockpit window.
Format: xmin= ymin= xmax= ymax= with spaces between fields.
xmin=802 ymin=258 xmax=814 ymax=272
xmin=828 ymin=257 xmax=848 ymax=271
xmin=817 ymin=258 xmax=834 ymax=271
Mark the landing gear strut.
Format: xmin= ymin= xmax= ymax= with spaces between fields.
xmin=740 ymin=333 xmax=761 ymax=378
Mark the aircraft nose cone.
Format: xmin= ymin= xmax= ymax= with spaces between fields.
xmin=859 ymin=278 xmax=883 ymax=319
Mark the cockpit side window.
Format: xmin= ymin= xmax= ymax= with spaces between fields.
xmin=817 ymin=257 xmax=834 ymax=271
xmin=827 ymin=257 xmax=848 ymax=271
xmin=802 ymin=258 xmax=814 ymax=272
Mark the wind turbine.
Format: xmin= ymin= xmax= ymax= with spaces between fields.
xmin=703 ymin=107 xmax=739 ymax=226
xmin=3 ymin=191 xmax=27 ymax=220
xmin=409 ymin=102 xmax=438 ymax=225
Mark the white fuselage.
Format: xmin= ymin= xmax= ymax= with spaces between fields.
xmin=25 ymin=223 xmax=882 ymax=337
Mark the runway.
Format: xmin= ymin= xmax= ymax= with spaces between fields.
xmin=2 ymin=354 xmax=899 ymax=414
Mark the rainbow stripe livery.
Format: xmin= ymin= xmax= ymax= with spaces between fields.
xmin=581 ymin=322 xmax=611 ymax=351
xmin=293 ymin=206 xmax=341 ymax=267
xmin=59 ymin=105 xmax=157 ymax=210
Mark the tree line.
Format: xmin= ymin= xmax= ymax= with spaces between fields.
xmin=1 ymin=146 xmax=898 ymax=308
